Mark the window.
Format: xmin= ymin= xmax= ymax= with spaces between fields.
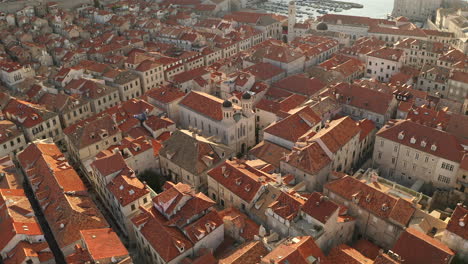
xmin=437 ymin=175 xmax=451 ymax=184
xmin=393 ymin=145 xmax=398 ymax=152
xmin=131 ymin=204 xmax=136 ymax=211
xmin=143 ymin=197 xmax=148 ymax=204
xmin=415 ymin=153 xmax=419 ymax=160
xmin=441 ymin=162 xmax=454 ymax=171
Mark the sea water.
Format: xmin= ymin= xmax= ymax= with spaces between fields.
xmin=258 ymin=0 xmax=395 ymax=20
xmin=333 ymin=0 xmax=394 ymax=18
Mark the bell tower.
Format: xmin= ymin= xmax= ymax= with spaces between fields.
xmin=288 ymin=1 xmax=296 ymax=43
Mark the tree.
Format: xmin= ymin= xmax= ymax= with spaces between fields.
xmin=138 ymin=170 xmax=166 ymax=193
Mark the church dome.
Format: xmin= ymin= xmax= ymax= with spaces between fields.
xmin=222 ymin=100 xmax=232 ymax=108
xmin=242 ymin=93 xmax=251 ymax=100
xmin=316 ymin=22 xmax=328 ymax=31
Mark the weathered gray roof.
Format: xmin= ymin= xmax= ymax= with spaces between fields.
xmin=159 ymin=130 xmax=233 ymax=175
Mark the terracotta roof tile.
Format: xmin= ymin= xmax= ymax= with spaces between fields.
xmin=63 ymin=114 xmax=120 ymax=149
xmin=446 ymin=204 xmax=468 ymax=240
xmin=324 ymin=175 xmax=415 ymax=226
xmin=249 ymin=141 xmax=290 ymax=168
xmin=261 ymin=236 xmax=325 ymax=264
xmin=264 ymin=106 xmax=321 ymax=144
xmin=376 ymin=119 xmax=465 ymax=163
xmin=301 ymin=192 xmax=339 ymax=224
xmin=80 ymin=228 xmax=129 ymax=261
xmin=392 ymin=228 xmax=454 ymax=264
xmin=131 ymin=205 xmax=194 ymax=263
xmin=331 ymin=82 xmax=395 ymax=115
xmin=218 ymin=241 xmax=268 ymax=264
xmin=311 ymin=116 xmax=361 ymax=153
xmin=3 ymin=241 xmax=52 ymax=264
xmin=17 ymin=141 xmax=108 ymax=252
xmin=244 ymin=62 xmax=285 ymax=81
xmin=218 ymin=207 xmax=260 ymax=241
xmin=268 ymin=191 xmax=306 ymax=221
xmin=326 ymin=244 xmax=373 ymax=264
xmin=367 ymin=47 xmax=404 ymax=61
xmin=273 ymin=74 xmax=325 ymax=97
xmin=207 ymin=159 xmax=274 ymax=203
xmin=145 ymin=86 xmax=183 ymax=105
xmin=352 ymin=239 xmax=381 ymax=260
xmin=0 ymin=189 xmax=45 ymax=252
xmin=180 ymin=91 xmax=240 ymax=121
xmin=282 ymin=142 xmax=331 ymax=174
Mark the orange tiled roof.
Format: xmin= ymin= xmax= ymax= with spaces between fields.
xmin=218 ymin=207 xmax=260 ymax=241
xmin=261 ymin=236 xmax=325 ymax=264
xmin=273 ymin=74 xmax=325 ymax=97
xmin=17 ymin=141 xmax=108 ymax=251
xmin=0 ymin=189 xmax=44 ymax=251
xmin=392 ymin=228 xmax=454 ymax=264
xmin=244 ymin=62 xmax=285 ymax=81
xmin=132 ymin=205 xmax=194 ymax=263
xmin=446 ymin=205 xmax=468 ymax=240
xmin=324 ymin=175 xmax=415 ymax=226
xmin=80 ymin=228 xmax=129 ymax=261
xmin=218 ymin=241 xmax=268 ymax=264
xmin=180 ymin=91 xmax=240 ymax=121
xmin=268 ymin=191 xmax=306 ymax=221
xmin=311 ymin=116 xmax=361 ymax=153
xmin=264 ymin=106 xmax=321 ymax=143
xmin=63 ymin=114 xmax=120 ymax=149
xmin=326 ymin=244 xmax=373 ymax=264
xmin=376 ymin=119 xmax=465 ymax=163
xmin=331 ymin=82 xmax=395 ymax=115
xmin=282 ymin=142 xmax=331 ymax=175
xmin=301 ymin=192 xmax=339 ymax=224
xmin=249 ymin=141 xmax=290 ymax=169
xmin=207 ymin=159 xmax=274 ymax=203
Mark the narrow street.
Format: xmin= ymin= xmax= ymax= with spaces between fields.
xmin=22 ymin=178 xmax=67 ymax=264
xmin=75 ymin=166 xmax=139 ymax=259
